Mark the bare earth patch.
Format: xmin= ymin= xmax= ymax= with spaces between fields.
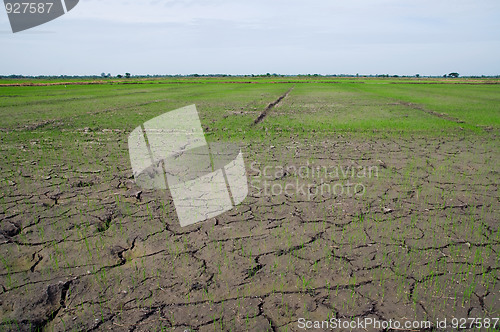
xmin=0 ymin=130 xmax=498 ymax=331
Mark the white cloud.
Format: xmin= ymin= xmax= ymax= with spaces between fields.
xmin=72 ymin=0 xmax=276 ymax=24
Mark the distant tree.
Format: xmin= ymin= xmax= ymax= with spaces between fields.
xmin=448 ymin=72 xmax=459 ymax=78
xmin=101 ymin=72 xmax=106 ymax=78
xmin=107 ymin=73 xmax=111 ymax=78
xmin=117 ymin=74 xmax=123 ymax=78
xmin=125 ymin=73 xmax=131 ymax=79
xmin=266 ymin=73 xmax=271 ymax=76
xmin=415 ymin=74 xmax=420 ymax=78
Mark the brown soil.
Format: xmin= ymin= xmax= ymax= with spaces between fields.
xmin=0 ymin=131 xmax=498 ymax=331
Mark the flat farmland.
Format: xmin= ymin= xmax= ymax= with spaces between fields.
xmin=0 ymin=78 xmax=499 ymax=331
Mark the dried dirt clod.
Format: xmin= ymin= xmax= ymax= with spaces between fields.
xmin=1 ymin=222 xmax=22 ymax=237
xmin=47 ymin=192 xmax=62 ymax=203
xmin=72 ymin=179 xmax=94 ymax=188
xmin=6 ymin=280 xmax=73 ymax=331
xmin=134 ymin=190 xmax=142 ymax=200
xmin=41 ymin=199 xmax=56 ymax=207
xmin=123 ymin=179 xmax=136 ymax=188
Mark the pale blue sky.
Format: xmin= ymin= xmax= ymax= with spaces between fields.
xmin=1 ymin=0 xmax=499 ymax=76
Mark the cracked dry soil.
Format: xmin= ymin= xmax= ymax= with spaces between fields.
xmin=0 ymin=129 xmax=498 ymax=331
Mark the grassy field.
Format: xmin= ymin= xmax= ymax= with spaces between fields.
xmin=0 ymin=78 xmax=499 ymax=331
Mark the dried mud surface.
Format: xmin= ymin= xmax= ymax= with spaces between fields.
xmin=0 ymin=129 xmax=498 ymax=331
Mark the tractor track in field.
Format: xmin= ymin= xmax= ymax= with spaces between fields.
xmin=254 ymin=87 xmax=294 ymax=125
xmin=394 ymin=100 xmax=466 ymax=124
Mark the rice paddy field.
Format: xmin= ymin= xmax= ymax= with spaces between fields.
xmin=0 ymin=77 xmax=499 ymax=331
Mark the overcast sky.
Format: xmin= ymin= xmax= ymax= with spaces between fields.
xmin=1 ymin=0 xmax=499 ymax=76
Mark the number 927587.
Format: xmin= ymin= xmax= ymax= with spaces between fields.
xmin=5 ymin=2 xmax=54 ymax=14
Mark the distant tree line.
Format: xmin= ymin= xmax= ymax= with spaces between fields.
xmin=2 ymin=73 xmax=499 ymax=79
